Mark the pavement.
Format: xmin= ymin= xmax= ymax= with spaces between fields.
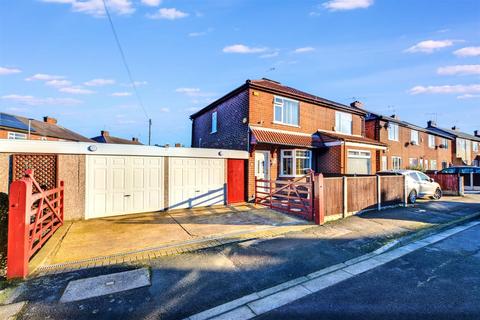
xmin=3 ymin=194 xmax=480 ymax=319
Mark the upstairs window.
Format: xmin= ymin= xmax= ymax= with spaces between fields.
xmin=440 ymin=138 xmax=449 ymax=149
xmin=388 ymin=123 xmax=399 ymax=141
xmin=473 ymin=142 xmax=479 ymax=153
xmin=335 ymin=111 xmax=352 ymax=135
xmin=273 ymin=96 xmax=299 ymax=126
xmin=211 ymin=111 xmax=217 ymax=134
xmin=428 ymin=135 xmax=435 ymax=148
xmin=411 ymin=130 xmax=419 ymax=145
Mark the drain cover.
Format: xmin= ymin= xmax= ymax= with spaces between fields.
xmin=60 ymin=268 xmax=150 ymax=303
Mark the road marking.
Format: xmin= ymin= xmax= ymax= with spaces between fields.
xmin=185 ymin=220 xmax=480 ymax=320
xmin=60 ymin=268 xmax=150 ymax=303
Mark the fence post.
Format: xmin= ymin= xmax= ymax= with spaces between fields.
xmin=403 ymin=175 xmax=408 ymax=207
xmin=470 ymin=172 xmax=474 ymax=190
xmin=459 ymin=175 xmax=464 ymax=196
xmin=343 ymin=176 xmax=348 ymax=218
xmin=7 ymin=178 xmax=32 ymax=279
xmin=314 ymin=174 xmax=325 ymax=225
xmin=377 ymin=175 xmax=381 ymax=211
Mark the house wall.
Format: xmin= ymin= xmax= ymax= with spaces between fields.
xmin=191 ymin=89 xmax=249 ymax=150
xmin=366 ymin=119 xmax=453 ymax=170
xmin=0 ymin=129 xmax=67 ymax=141
xmin=248 ymin=88 xmax=364 ymax=136
xmin=317 ymin=145 xmax=343 ymax=173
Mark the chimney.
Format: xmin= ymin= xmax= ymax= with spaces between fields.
xmin=451 ymin=126 xmax=459 ymax=131
xmin=132 ymin=137 xmax=139 ymax=142
xmin=475 ymin=130 xmax=480 ymax=137
xmin=101 ymin=130 xmax=110 ymax=137
xmin=391 ymin=114 xmax=399 ymax=120
xmin=350 ymin=101 xmax=364 ymax=109
xmin=43 ymin=116 xmax=57 ymax=125
xmin=427 ymin=120 xmax=436 ymax=128
xmin=175 ymin=143 xmax=182 ymax=147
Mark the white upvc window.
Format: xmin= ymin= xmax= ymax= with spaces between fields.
xmin=7 ymin=131 xmax=27 ymax=140
xmin=280 ymin=149 xmax=311 ymax=177
xmin=273 ymin=96 xmax=299 ymax=126
xmin=424 ymin=159 xmax=429 ymax=170
xmin=431 ymin=160 xmax=437 ymax=170
xmin=392 ymin=156 xmax=402 ymax=170
xmin=440 ymin=138 xmax=449 ymax=149
xmin=388 ymin=123 xmax=399 ymax=141
xmin=473 ymin=142 xmax=479 ymax=153
xmin=409 ymin=158 xmax=418 ymax=167
xmin=335 ymin=111 xmax=352 ymax=135
xmin=411 ymin=130 xmax=419 ymax=145
xmin=428 ymin=135 xmax=435 ymax=149
xmin=211 ymin=111 xmax=217 ymax=134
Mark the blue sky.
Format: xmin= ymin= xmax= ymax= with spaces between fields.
xmin=1 ymin=0 xmax=479 ymax=145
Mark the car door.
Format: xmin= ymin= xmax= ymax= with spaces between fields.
xmin=407 ymin=172 xmax=421 ymax=194
xmin=417 ymin=172 xmax=435 ymax=196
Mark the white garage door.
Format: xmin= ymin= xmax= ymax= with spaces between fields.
xmin=169 ymin=157 xmax=225 ymax=209
xmin=86 ymin=156 xmax=164 ymax=219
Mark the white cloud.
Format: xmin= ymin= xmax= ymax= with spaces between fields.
xmin=45 ymin=79 xmax=72 ymax=87
xmin=186 ymin=106 xmax=200 ymax=112
xmin=84 ymin=78 xmax=116 ymax=86
xmin=457 ymin=94 xmax=480 ymax=100
xmin=323 ymin=0 xmax=373 ymax=11
xmin=0 ymin=66 xmax=21 ymax=75
xmin=294 ymin=47 xmax=315 ymax=53
xmin=409 ymin=84 xmax=480 ymax=95
xmin=1 ymin=94 xmax=82 ymax=106
xmin=112 ymin=92 xmax=132 ymax=96
xmin=260 ymin=51 xmax=279 ymax=58
xmin=437 ymin=65 xmax=480 ymax=76
xmin=41 ymin=0 xmax=135 ymax=17
xmin=176 ymin=87 xmax=215 ymax=98
xmin=147 ymin=8 xmax=188 ymax=20
xmin=160 ymin=107 xmax=170 ymax=112
xmin=223 ymin=44 xmax=267 ymax=54
xmin=454 ymin=46 xmax=480 ymax=57
xmin=25 ymin=73 xmax=65 ymax=81
xmin=141 ymin=0 xmax=161 ymax=7
xmin=405 ymin=40 xmax=455 ymax=53
xmin=189 ymin=31 xmax=207 ymax=37
xmin=59 ymin=86 xmax=95 ymax=94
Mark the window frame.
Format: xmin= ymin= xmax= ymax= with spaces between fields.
xmin=347 ymin=149 xmax=372 ymax=174
xmin=392 ymin=156 xmax=402 ymax=170
xmin=273 ymin=96 xmax=300 ymax=127
xmin=428 ymin=135 xmax=435 ymax=149
xmin=280 ymin=149 xmax=312 ymax=177
xmin=388 ymin=123 xmax=399 ymax=141
xmin=409 ymin=158 xmax=418 ymax=167
xmin=430 ymin=160 xmax=437 ymax=170
xmin=335 ymin=111 xmax=353 ymax=135
xmin=473 ymin=142 xmax=479 ymax=153
xmin=211 ymin=111 xmax=217 ymax=134
xmin=410 ymin=130 xmax=419 ymax=145
xmin=441 ymin=138 xmax=449 ymax=149
xmin=7 ymin=131 xmax=27 ymax=140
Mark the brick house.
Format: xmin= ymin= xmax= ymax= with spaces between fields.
xmin=91 ymin=130 xmax=143 ymax=145
xmin=365 ymin=114 xmax=454 ymax=171
xmin=426 ymin=122 xmax=480 ymax=166
xmin=0 ymin=112 xmax=92 ymax=142
xmin=190 ymin=78 xmax=386 ymax=199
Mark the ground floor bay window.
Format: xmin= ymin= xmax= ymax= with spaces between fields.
xmin=280 ymin=149 xmax=312 ymax=177
xmin=347 ymin=150 xmax=371 ymax=175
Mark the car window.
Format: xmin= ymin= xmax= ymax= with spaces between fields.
xmin=417 ymin=172 xmax=431 ymax=181
xmin=409 ymin=172 xmax=420 ymax=181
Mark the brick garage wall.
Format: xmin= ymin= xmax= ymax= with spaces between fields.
xmin=248 ymin=88 xmax=365 ymax=136
xmin=191 ymin=89 xmax=249 ymax=150
xmin=58 ymin=154 xmax=86 ymax=220
xmin=316 ymin=145 xmax=342 ymax=173
xmin=0 ymin=153 xmax=10 ymax=195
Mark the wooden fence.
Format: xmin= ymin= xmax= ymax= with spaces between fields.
xmin=426 ymin=173 xmax=464 ymax=195
xmin=315 ymin=174 xmax=406 ymax=224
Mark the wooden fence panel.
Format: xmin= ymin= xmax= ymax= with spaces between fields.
xmin=427 ymin=173 xmax=459 ymax=193
xmin=380 ymin=176 xmax=404 ymax=206
xmin=324 ymin=178 xmax=343 ymax=216
xmin=347 ymin=176 xmax=377 ymax=213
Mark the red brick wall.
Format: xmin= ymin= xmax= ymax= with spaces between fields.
xmin=191 ymin=89 xmax=249 ymax=150
xmin=317 ymin=145 xmax=342 ymax=173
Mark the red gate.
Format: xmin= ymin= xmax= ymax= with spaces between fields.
xmin=254 ymin=170 xmax=314 ymax=221
xmin=7 ymin=170 xmax=64 ymax=279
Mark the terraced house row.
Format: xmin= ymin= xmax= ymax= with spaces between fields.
xmin=190 ymin=78 xmax=480 ymax=199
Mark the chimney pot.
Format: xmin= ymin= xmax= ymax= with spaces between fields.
xmin=475 ymin=130 xmax=480 ymax=137
xmin=451 ymin=126 xmax=459 ymax=131
xmin=391 ymin=114 xmax=399 ymax=120
xmin=427 ymin=120 xmax=437 ymax=128
xmin=43 ymin=116 xmax=57 ymax=124
xmin=350 ymin=101 xmax=364 ymax=109
xmin=175 ymin=143 xmax=182 ymax=147
xmin=101 ymin=130 xmax=110 ymax=137
xmin=132 ymin=137 xmax=138 ymax=142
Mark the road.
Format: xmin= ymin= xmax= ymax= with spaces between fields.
xmin=258 ymin=221 xmax=480 ymax=320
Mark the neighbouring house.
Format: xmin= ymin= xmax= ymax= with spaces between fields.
xmin=0 ymin=112 xmax=92 ymax=142
xmin=426 ymin=122 xmax=480 ymax=166
xmin=190 ymin=78 xmax=387 ymax=199
xmin=365 ymin=114 xmax=454 ymax=171
xmin=91 ymin=130 xmax=143 ymax=145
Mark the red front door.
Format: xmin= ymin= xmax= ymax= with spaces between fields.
xmin=227 ymin=159 xmax=245 ymax=204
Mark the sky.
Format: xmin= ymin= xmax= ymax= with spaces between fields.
xmin=1 ymin=0 xmax=479 ymax=145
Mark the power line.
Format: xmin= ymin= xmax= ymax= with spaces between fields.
xmin=102 ymin=0 xmax=152 ymax=144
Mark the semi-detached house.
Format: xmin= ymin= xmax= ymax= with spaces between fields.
xmin=190 ymin=78 xmax=386 ymax=200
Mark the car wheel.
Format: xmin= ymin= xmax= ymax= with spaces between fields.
xmin=408 ymin=190 xmax=417 ymax=204
xmin=433 ymin=188 xmax=442 ymax=200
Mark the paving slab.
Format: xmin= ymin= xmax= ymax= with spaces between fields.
xmin=0 ymin=301 xmax=27 ymax=320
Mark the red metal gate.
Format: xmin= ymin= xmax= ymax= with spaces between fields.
xmin=7 ymin=170 xmax=64 ymax=279
xmin=254 ymin=170 xmax=314 ymax=221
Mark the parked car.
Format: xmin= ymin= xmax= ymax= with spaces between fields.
xmin=377 ymin=170 xmax=442 ymax=204
xmin=437 ymin=166 xmax=480 ymax=174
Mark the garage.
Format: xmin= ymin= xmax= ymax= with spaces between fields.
xmin=85 ymin=155 xmax=164 ymax=219
xmin=169 ymin=157 xmax=225 ymax=209
xmin=347 ymin=150 xmax=371 ymax=175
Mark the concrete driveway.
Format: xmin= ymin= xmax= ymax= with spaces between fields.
xmin=38 ymin=204 xmax=311 ymax=270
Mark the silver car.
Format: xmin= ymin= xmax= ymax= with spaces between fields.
xmin=378 ymin=170 xmax=442 ymax=204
